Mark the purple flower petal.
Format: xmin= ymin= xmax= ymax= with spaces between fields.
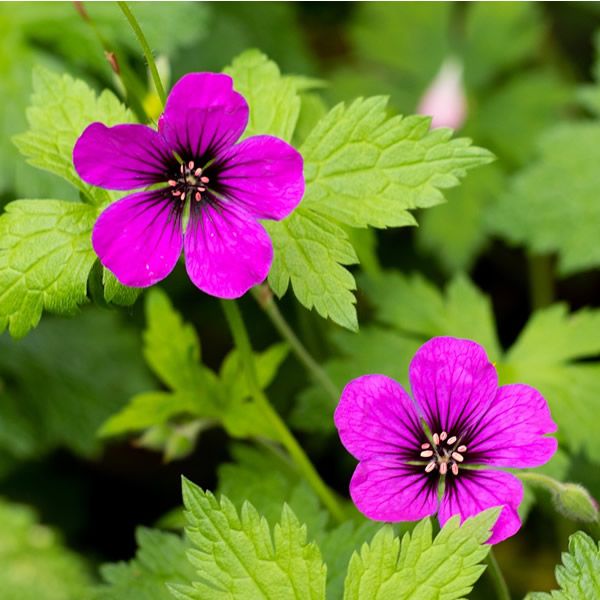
xmin=216 ymin=135 xmax=305 ymax=220
xmin=334 ymin=374 xmax=423 ymax=462
xmin=350 ymin=458 xmax=438 ymax=522
xmin=158 ymin=73 xmax=248 ymax=158
xmin=439 ymin=470 xmax=523 ymax=544
xmin=409 ymin=337 xmax=498 ymax=436
xmin=183 ymin=202 xmax=272 ymax=298
xmin=467 ymin=384 xmax=558 ymax=468
xmin=73 ymin=123 xmax=172 ymax=190
xmin=92 ymin=190 xmax=183 ymax=287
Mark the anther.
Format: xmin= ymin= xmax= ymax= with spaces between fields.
xmin=421 ymin=443 xmax=431 ymax=450
xmin=439 ymin=462 xmax=448 ymax=475
xmin=195 ymin=191 xmax=201 ymax=202
xmin=172 ymin=189 xmax=181 ymax=196
xmin=420 ymin=450 xmax=434 ymax=458
xmin=451 ymin=452 xmax=464 ymax=463
xmin=440 ymin=431 xmax=448 ymax=441
xmin=457 ymin=445 xmax=467 ymax=453
xmin=180 ymin=164 xmax=185 ymax=174
xmin=451 ymin=463 xmax=459 ymax=476
xmin=194 ymin=168 xmax=202 ymax=176
xmin=188 ymin=161 xmax=194 ymax=169
xmin=200 ymin=176 xmax=210 ymax=183
xmin=425 ymin=461 xmax=436 ymax=473
xmin=198 ymin=186 xmax=206 ymax=192
xmin=168 ymin=179 xmax=177 ymax=186
xmin=432 ymin=433 xmax=440 ymax=446
xmin=447 ymin=436 xmax=457 ymax=445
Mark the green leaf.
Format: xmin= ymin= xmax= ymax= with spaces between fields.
xmin=102 ymin=268 xmax=141 ymax=306
xmin=13 ymin=67 xmax=134 ymax=205
xmin=417 ymin=163 xmax=505 ymax=273
xmin=94 ymin=528 xmax=196 ymax=600
xmin=527 ymin=532 xmax=600 ymax=600
xmin=343 ymin=509 xmax=498 ymax=600
xmin=300 ymin=97 xmax=494 ymax=229
xmin=224 ymin=49 xmax=301 ymax=142
xmin=486 ymin=122 xmax=600 ymax=276
xmin=172 ymin=480 xmax=326 ymax=600
xmin=0 ymin=498 xmax=90 ymax=600
xmin=0 ymin=308 xmax=153 ymax=460
xmin=217 ymin=444 xmax=328 ymax=539
xmin=0 ymin=200 xmax=97 ymax=338
xmin=266 ymin=209 xmax=359 ymax=331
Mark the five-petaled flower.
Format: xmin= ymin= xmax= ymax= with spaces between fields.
xmin=334 ymin=336 xmax=558 ymax=543
xmin=73 ymin=73 xmax=304 ymax=298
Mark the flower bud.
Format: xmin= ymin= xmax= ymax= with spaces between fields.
xmin=417 ymin=58 xmax=467 ymax=130
xmin=553 ymin=483 xmax=599 ymax=523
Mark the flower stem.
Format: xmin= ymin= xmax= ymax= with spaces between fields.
xmin=251 ymin=285 xmax=339 ymax=403
xmin=220 ymin=299 xmax=346 ymax=524
xmin=486 ymin=550 xmax=511 ymax=600
xmin=517 ymin=471 xmax=563 ymax=494
xmin=118 ymin=1 xmax=166 ymax=107
xmin=528 ymin=253 xmax=554 ymax=311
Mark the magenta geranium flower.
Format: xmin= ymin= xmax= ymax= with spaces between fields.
xmin=334 ymin=336 xmax=558 ymax=543
xmin=73 ymin=73 xmax=304 ymax=298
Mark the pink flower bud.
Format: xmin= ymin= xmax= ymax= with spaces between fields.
xmin=417 ymin=58 xmax=467 ymax=130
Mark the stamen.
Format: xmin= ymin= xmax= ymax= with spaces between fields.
xmin=457 ymin=445 xmax=467 ymax=453
xmin=172 ymin=189 xmax=181 ymax=196
xmin=425 ymin=461 xmax=436 ymax=473
xmin=194 ymin=168 xmax=202 ymax=176
xmin=451 ymin=463 xmax=459 ymax=476
xmin=432 ymin=433 xmax=440 ymax=446
xmin=168 ymin=179 xmax=177 ymax=187
xmin=447 ymin=435 xmax=457 ymax=445
xmin=439 ymin=462 xmax=448 ymax=475
xmin=188 ymin=161 xmax=194 ymax=169
xmin=440 ymin=431 xmax=448 ymax=441
xmin=198 ymin=186 xmax=206 ymax=192
xmin=421 ymin=443 xmax=431 ymax=450
xmin=195 ymin=191 xmax=201 ymax=202
xmin=180 ymin=164 xmax=185 ymax=174
xmin=200 ymin=176 xmax=210 ymax=183
xmin=420 ymin=450 xmax=434 ymax=458
xmin=451 ymin=452 xmax=464 ymax=463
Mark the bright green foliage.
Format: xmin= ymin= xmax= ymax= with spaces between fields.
xmin=0 ymin=308 xmax=152 ymax=463
xmin=343 ymin=509 xmax=498 ymax=600
xmin=171 ymin=481 xmax=327 ymax=600
xmin=0 ymin=200 xmax=97 ymax=337
xmin=300 ymin=97 xmax=493 ymax=229
xmin=13 ymin=67 xmax=133 ymax=205
xmin=0 ymin=498 xmax=90 ymax=600
xmin=527 ymin=532 xmax=600 ymax=600
xmin=101 ymin=290 xmax=286 ymax=445
xmin=487 ymin=122 xmax=600 ymax=275
xmin=266 ymin=210 xmax=359 ymax=331
xmin=217 ymin=444 xmax=328 ymax=538
xmin=95 ymin=528 xmax=196 ymax=600
xmin=225 ymin=50 xmax=301 ymax=141
xmin=418 ymin=163 xmax=505 ymax=273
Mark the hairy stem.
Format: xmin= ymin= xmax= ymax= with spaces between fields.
xmin=118 ymin=1 xmax=167 ymax=107
xmin=251 ymin=285 xmax=339 ymax=403
xmin=220 ymin=299 xmax=346 ymax=523
xmin=517 ymin=471 xmax=563 ymax=494
xmin=486 ymin=550 xmax=511 ymax=600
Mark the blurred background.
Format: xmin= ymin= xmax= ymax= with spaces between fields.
xmin=2 ymin=2 xmax=600 ymax=597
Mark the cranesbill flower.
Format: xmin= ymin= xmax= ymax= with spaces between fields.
xmin=334 ymin=336 xmax=557 ymax=543
xmin=73 ymin=73 xmax=304 ymax=298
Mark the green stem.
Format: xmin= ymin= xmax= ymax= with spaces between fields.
xmin=528 ymin=253 xmax=554 ymax=311
xmin=486 ymin=550 xmax=511 ymax=600
xmin=220 ymin=299 xmax=346 ymax=524
xmin=517 ymin=471 xmax=564 ymax=494
xmin=118 ymin=1 xmax=166 ymax=107
xmin=251 ymin=285 xmax=339 ymax=403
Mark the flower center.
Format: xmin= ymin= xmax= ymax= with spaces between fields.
xmin=419 ymin=431 xmax=467 ymax=476
xmin=168 ymin=160 xmax=210 ymax=203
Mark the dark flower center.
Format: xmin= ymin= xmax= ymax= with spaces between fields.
xmin=168 ymin=160 xmax=211 ymax=203
xmin=419 ymin=431 xmax=467 ymax=477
